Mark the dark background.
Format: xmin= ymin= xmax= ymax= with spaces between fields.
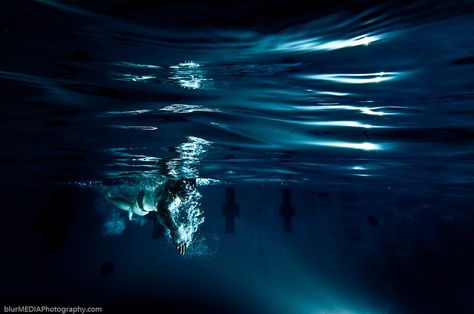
xmin=1 ymin=1 xmax=474 ymax=313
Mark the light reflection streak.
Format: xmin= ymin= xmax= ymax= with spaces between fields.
xmin=360 ymin=107 xmax=386 ymax=116
xmin=293 ymin=105 xmax=397 ymax=116
xmin=112 ymin=73 xmax=157 ymax=82
xmin=109 ymin=125 xmax=158 ymax=131
xmin=167 ymin=136 xmax=212 ymax=178
xmin=306 ymin=120 xmax=384 ymax=129
xmin=114 ymin=61 xmax=162 ymax=69
xmin=103 ymin=109 xmax=152 ymax=116
xmin=169 ymin=61 xmax=211 ymax=89
xmin=300 ymin=72 xmax=401 ymax=84
xmin=275 ymin=34 xmax=383 ymax=52
xmin=310 ymin=141 xmax=383 ymax=151
xmin=210 ymin=122 xmax=230 ymax=129
xmin=317 ymin=91 xmax=352 ymax=97
xmin=160 ymin=104 xmax=219 ymax=113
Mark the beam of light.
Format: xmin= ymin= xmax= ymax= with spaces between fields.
xmin=299 ymin=72 xmax=401 ymax=84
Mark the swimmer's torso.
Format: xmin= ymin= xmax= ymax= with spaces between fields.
xmin=105 ymin=185 xmax=165 ymax=219
xmin=132 ymin=188 xmax=160 ymax=216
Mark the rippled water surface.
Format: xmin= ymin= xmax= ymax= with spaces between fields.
xmin=1 ymin=1 xmax=474 ymax=313
xmin=2 ymin=0 xmax=473 ymax=187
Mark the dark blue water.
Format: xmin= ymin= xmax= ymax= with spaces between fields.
xmin=1 ymin=1 xmax=474 ymax=313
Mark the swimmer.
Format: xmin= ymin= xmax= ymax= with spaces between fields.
xmin=105 ymin=178 xmax=197 ymax=255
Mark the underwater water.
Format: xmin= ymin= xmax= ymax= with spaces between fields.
xmin=1 ymin=0 xmax=474 ymax=313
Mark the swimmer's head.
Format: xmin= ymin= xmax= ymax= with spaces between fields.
xmin=168 ymin=178 xmax=196 ymax=198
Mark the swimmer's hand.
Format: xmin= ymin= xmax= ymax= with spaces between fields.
xmin=171 ymin=230 xmax=188 ymax=255
xmin=175 ymin=241 xmax=188 ymax=255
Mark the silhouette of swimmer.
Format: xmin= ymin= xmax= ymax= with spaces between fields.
xmin=105 ymin=178 xmax=197 ymax=255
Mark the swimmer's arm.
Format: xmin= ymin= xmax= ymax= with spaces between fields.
xmin=157 ymin=201 xmax=179 ymax=236
xmin=157 ymin=198 xmax=188 ymax=254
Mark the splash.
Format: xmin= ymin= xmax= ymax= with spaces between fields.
xmin=170 ymin=186 xmax=205 ymax=248
xmin=182 ymin=234 xmax=220 ymax=260
xmin=103 ymin=210 xmax=126 ymax=236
